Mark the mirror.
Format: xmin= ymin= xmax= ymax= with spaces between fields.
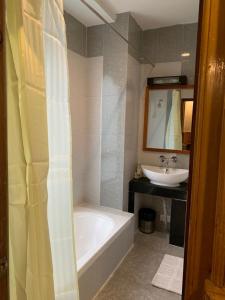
xmin=143 ymin=85 xmax=194 ymax=153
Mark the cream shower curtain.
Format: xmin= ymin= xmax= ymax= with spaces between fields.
xmin=165 ymin=89 xmax=182 ymax=150
xmin=43 ymin=1 xmax=79 ymax=299
xmin=7 ymin=0 xmax=78 ymax=299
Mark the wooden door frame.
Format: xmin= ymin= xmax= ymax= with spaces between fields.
xmin=183 ymin=0 xmax=225 ymax=299
xmin=0 ymin=0 xmax=8 ymax=299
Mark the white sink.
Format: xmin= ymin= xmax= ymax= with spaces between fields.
xmin=141 ymin=165 xmax=189 ymax=187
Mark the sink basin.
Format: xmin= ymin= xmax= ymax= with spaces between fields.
xmin=141 ymin=165 xmax=189 ymax=187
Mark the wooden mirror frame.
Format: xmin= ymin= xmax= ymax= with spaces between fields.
xmin=143 ymin=84 xmax=194 ymax=154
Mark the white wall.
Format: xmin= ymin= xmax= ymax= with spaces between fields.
xmin=68 ymin=49 xmax=103 ymax=206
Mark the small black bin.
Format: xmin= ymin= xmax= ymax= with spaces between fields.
xmin=139 ymin=208 xmax=156 ymax=234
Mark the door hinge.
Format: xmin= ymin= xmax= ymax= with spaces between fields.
xmin=0 ymin=257 xmax=8 ymax=277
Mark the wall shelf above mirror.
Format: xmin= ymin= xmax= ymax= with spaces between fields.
xmin=143 ymin=81 xmax=194 ymax=154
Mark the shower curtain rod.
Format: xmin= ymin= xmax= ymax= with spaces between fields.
xmin=81 ymin=0 xmax=155 ymax=68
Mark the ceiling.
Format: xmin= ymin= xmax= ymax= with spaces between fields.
xmin=64 ymin=0 xmax=199 ymax=30
xmin=64 ymin=0 xmax=103 ymax=27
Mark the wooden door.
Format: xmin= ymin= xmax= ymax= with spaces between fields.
xmin=183 ymin=0 xmax=225 ymax=299
xmin=0 ymin=0 xmax=8 ymax=299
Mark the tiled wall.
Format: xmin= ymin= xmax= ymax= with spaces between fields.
xmin=99 ymin=13 xmax=145 ymax=210
xmin=128 ymin=15 xmax=142 ymax=62
xmin=68 ymin=50 xmax=103 ymax=206
xmin=65 ymin=12 xmax=198 ymax=85
xmin=87 ymin=24 xmax=104 ymax=57
xmin=100 ymin=14 xmax=129 ymax=210
xmin=64 ymin=11 xmax=105 ymax=58
xmin=64 ymin=12 xmax=131 ymax=209
xmin=65 ymin=12 xmax=197 ymax=219
xmin=142 ymin=23 xmax=198 ymax=84
xmin=123 ymin=55 xmax=141 ymax=211
xmin=64 ymin=12 xmax=87 ymax=56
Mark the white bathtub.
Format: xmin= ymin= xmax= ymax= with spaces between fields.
xmin=74 ymin=205 xmax=134 ymax=300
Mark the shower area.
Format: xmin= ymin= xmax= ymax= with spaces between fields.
xmin=65 ymin=10 xmax=150 ymax=211
xmin=64 ymin=3 xmax=151 ymax=298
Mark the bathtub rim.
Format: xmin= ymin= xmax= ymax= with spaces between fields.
xmin=74 ymin=204 xmax=134 ymax=277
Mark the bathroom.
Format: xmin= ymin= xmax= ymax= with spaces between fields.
xmin=4 ymin=0 xmax=210 ymax=299
xmin=64 ymin=0 xmax=198 ymax=299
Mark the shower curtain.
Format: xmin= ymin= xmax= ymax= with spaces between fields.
xmin=6 ymin=0 xmax=79 ymax=299
xmin=43 ymin=1 xmax=79 ymax=299
xmin=165 ymin=89 xmax=182 ymax=150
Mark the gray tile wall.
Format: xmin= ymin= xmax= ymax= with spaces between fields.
xmin=112 ymin=12 xmax=130 ymax=40
xmin=100 ymin=14 xmax=129 ymax=210
xmin=64 ymin=11 xmax=141 ymax=60
xmin=64 ymin=12 xmax=87 ymax=56
xmin=128 ymin=14 xmax=142 ymax=62
xmin=123 ymin=55 xmax=141 ymax=211
xmin=87 ymin=12 xmax=131 ymax=58
xmin=142 ymin=23 xmax=198 ymax=83
xmin=181 ymin=23 xmax=198 ymax=84
xmin=87 ymin=25 xmax=104 ymax=57
xmin=64 ymin=12 xmax=104 ymax=58
xmin=65 ymin=12 xmax=198 ymax=84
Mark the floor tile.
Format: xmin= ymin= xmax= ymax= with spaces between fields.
xmin=95 ymin=231 xmax=183 ymax=300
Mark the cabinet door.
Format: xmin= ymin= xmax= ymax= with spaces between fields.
xmin=170 ymin=200 xmax=186 ymax=247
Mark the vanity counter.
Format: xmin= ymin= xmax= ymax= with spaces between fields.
xmin=128 ymin=177 xmax=188 ymax=247
xmin=129 ymin=177 xmax=187 ymax=210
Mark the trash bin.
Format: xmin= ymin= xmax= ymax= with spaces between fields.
xmin=139 ymin=208 xmax=156 ymax=234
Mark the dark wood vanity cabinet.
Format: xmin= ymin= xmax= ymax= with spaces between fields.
xmin=169 ymin=199 xmax=186 ymax=247
xmin=128 ymin=177 xmax=187 ymax=247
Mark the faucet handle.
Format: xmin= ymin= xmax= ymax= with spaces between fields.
xmin=159 ymin=155 xmax=166 ymax=162
xmin=170 ymin=155 xmax=177 ymax=163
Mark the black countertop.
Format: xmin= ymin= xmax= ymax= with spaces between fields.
xmin=129 ymin=177 xmax=188 ymax=201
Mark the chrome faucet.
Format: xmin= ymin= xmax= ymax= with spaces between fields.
xmin=159 ymin=155 xmax=177 ymax=172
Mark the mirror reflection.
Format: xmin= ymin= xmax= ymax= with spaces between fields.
xmin=145 ymin=86 xmax=194 ymax=152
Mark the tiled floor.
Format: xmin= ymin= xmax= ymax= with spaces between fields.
xmin=95 ymin=231 xmax=184 ymax=300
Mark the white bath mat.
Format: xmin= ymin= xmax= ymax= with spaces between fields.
xmin=152 ymin=254 xmax=184 ymax=295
